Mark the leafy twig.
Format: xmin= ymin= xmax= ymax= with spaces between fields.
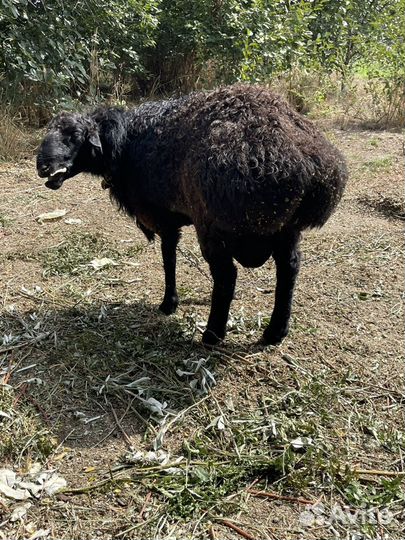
xmin=0 ymin=334 xmax=49 ymax=354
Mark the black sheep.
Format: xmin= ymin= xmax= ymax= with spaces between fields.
xmin=37 ymin=84 xmax=347 ymax=345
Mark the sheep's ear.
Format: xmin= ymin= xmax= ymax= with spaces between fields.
xmin=88 ymin=129 xmax=102 ymax=153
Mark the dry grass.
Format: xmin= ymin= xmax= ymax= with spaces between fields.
xmin=273 ymin=72 xmax=405 ymax=129
xmin=0 ymin=127 xmax=404 ymax=539
xmin=0 ymin=109 xmax=30 ymax=161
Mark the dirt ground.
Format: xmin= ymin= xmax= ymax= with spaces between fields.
xmin=0 ymin=126 xmax=404 ymax=540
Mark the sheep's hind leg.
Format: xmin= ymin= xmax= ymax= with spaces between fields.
xmin=202 ymin=250 xmax=237 ymax=346
xmin=159 ymin=229 xmax=180 ymax=315
xmin=263 ymin=231 xmax=301 ymax=345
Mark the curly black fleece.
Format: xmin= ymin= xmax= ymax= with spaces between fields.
xmin=37 ymin=84 xmax=348 ymax=345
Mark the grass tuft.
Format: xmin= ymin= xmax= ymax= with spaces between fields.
xmin=0 ymin=109 xmax=30 ymax=161
xmin=0 ymin=385 xmax=57 ymax=466
xmin=41 ymin=232 xmax=118 ymax=276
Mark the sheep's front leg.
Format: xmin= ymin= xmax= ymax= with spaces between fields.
xmin=263 ymin=232 xmax=301 ymax=345
xmin=159 ymin=229 xmax=180 ymax=315
xmin=203 ymin=254 xmax=237 ymax=346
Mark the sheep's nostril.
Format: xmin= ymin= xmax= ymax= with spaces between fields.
xmin=38 ymin=165 xmax=50 ymax=175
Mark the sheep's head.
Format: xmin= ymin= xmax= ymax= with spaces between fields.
xmin=37 ymin=112 xmax=102 ymax=189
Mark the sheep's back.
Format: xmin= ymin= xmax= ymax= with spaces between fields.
xmin=172 ymin=85 xmax=347 ymax=234
xmin=126 ymin=85 xmax=347 ymax=235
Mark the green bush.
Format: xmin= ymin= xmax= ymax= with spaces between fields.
xmin=0 ymin=0 xmax=404 ymax=126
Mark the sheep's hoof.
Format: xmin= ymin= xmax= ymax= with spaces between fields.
xmin=262 ymin=326 xmax=288 ymax=346
xmin=159 ymin=297 xmax=178 ymax=315
xmin=202 ymin=329 xmax=223 ymax=346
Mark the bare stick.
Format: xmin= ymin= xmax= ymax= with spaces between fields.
xmin=208 ymin=524 xmax=217 ymax=540
xmin=110 ymin=404 xmax=133 ymax=448
xmin=218 ymin=519 xmax=256 ymax=540
xmin=353 ymin=468 xmax=405 ymax=477
xmin=139 ymin=491 xmax=152 ymax=520
xmin=247 ymin=488 xmax=314 ymax=505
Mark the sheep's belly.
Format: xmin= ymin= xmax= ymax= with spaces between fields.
xmin=228 ymin=236 xmax=273 ymax=268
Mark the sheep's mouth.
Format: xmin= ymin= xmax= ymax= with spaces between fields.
xmin=44 ymin=167 xmax=68 ymax=190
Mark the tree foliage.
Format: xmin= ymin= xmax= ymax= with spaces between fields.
xmin=0 ymin=0 xmax=159 ymax=111
xmin=0 ymin=0 xmax=403 ymax=121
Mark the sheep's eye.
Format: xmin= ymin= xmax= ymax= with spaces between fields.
xmin=70 ymin=131 xmax=81 ymax=143
xmin=63 ymin=134 xmax=73 ymax=145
